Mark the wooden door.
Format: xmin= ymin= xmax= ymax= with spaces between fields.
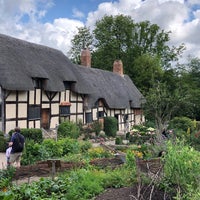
xmin=41 ymin=108 xmax=50 ymax=129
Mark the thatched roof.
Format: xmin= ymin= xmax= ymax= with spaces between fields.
xmin=0 ymin=34 xmax=144 ymax=109
xmin=73 ymin=65 xmax=144 ymax=109
xmin=0 ymin=34 xmax=77 ymax=91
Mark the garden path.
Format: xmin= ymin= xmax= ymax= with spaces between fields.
xmin=0 ymin=152 xmax=7 ymax=169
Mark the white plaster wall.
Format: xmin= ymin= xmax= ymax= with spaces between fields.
xmin=77 ymin=95 xmax=82 ymax=101
xmin=93 ymin=108 xmax=97 ymax=121
xmin=77 ymin=103 xmax=83 ymax=113
xmin=6 ymin=92 xmax=16 ymax=101
xmin=71 ymin=103 xmax=76 ymax=113
xmin=77 ymin=116 xmax=83 ymax=123
xmin=135 ymin=115 xmax=141 ymax=125
xmin=42 ymin=104 xmax=49 ymax=108
xmin=18 ymin=120 xmax=27 ymax=129
xmin=51 ymin=103 xmax=59 ymax=115
xmin=35 ymin=90 xmax=41 ymax=104
xmin=18 ymin=91 xmax=28 ymax=101
xmin=70 ymin=92 xmax=77 ymax=101
xmin=35 ymin=120 xmax=41 ymax=128
xmin=65 ymin=91 xmax=70 ymax=101
xmin=60 ymin=92 xmax=65 ymax=102
xmin=29 ymin=91 xmax=34 ymax=104
xmin=6 ymin=121 xmax=16 ymax=133
xmin=42 ymin=91 xmax=49 ymax=101
xmin=70 ymin=115 xmax=76 ymax=122
xmin=18 ymin=104 xmax=27 ymax=118
xmin=6 ymin=104 xmax=16 ymax=118
xmin=51 ymin=116 xmax=59 ymax=128
xmin=28 ymin=121 xmax=34 ymax=128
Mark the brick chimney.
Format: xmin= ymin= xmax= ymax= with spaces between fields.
xmin=113 ymin=59 xmax=123 ymax=76
xmin=81 ymin=48 xmax=91 ymax=67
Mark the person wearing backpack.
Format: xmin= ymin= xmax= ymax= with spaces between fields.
xmin=9 ymin=127 xmax=25 ymax=168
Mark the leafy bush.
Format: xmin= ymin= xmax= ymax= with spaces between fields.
xmin=21 ymin=138 xmax=92 ymax=165
xmin=8 ymin=128 xmax=43 ymax=143
xmin=21 ymin=139 xmax=44 ymax=165
xmin=115 ymin=137 xmax=123 ymax=145
xmin=168 ymin=117 xmax=194 ymax=133
xmin=0 ymin=131 xmax=7 ymax=152
xmin=91 ymin=120 xmax=103 ymax=136
xmin=163 ymin=140 xmax=200 ymax=198
xmin=57 ymin=138 xmax=80 ymax=155
xmin=58 ymin=120 xmax=80 ymax=139
xmin=87 ymin=147 xmax=112 ymax=159
xmin=104 ymin=117 xmax=117 ymax=137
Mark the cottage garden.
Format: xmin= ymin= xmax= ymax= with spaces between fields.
xmin=0 ymin=116 xmax=200 ymax=200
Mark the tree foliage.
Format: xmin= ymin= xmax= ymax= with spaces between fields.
xmin=68 ymin=15 xmax=200 ymax=123
xmin=68 ymin=26 xmax=93 ymax=64
xmin=143 ymin=82 xmax=189 ymax=133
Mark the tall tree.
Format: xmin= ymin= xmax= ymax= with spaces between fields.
xmin=143 ymin=81 xmax=188 ymax=134
xmin=91 ymin=15 xmax=185 ymax=92
xmin=178 ymin=57 xmax=200 ymax=120
xmin=92 ymin=14 xmax=134 ymax=71
xmin=68 ymin=26 xmax=93 ymax=64
xmin=131 ymin=54 xmax=163 ymax=95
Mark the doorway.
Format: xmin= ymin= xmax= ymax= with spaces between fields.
xmin=41 ymin=108 xmax=50 ymax=129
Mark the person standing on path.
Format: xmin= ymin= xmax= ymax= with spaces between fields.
xmin=9 ymin=127 xmax=25 ymax=168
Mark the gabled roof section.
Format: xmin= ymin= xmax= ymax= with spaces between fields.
xmin=73 ymin=65 xmax=144 ymax=109
xmin=0 ymin=34 xmax=77 ymax=91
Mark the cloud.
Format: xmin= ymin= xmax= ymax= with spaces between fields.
xmin=86 ymin=0 xmax=200 ymax=59
xmin=0 ymin=0 xmax=200 ymax=61
xmin=0 ymin=0 xmax=83 ymax=53
xmin=72 ymin=8 xmax=85 ymax=18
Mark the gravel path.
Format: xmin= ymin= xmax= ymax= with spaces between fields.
xmin=0 ymin=152 xmax=7 ymax=169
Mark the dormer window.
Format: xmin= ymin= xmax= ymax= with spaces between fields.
xmin=63 ymin=81 xmax=71 ymax=90
xmin=32 ymin=78 xmax=43 ymax=89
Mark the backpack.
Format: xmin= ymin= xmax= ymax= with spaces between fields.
xmin=15 ymin=134 xmax=24 ymax=152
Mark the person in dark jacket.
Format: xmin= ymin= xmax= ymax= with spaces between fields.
xmin=9 ymin=127 xmax=25 ymax=168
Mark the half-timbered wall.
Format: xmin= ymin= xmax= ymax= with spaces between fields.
xmin=1 ymin=86 xmax=144 ymax=134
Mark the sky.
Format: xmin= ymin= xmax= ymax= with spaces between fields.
xmin=0 ymin=0 xmax=200 ymax=62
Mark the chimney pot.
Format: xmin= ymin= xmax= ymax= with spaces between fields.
xmin=113 ymin=59 xmax=123 ymax=76
xmin=81 ymin=48 xmax=91 ymax=67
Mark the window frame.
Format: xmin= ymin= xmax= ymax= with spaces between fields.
xmin=28 ymin=105 xmax=41 ymax=120
xmin=60 ymin=105 xmax=70 ymax=116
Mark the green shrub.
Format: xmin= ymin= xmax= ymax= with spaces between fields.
xmin=42 ymin=139 xmax=63 ymax=158
xmin=21 ymin=139 xmax=45 ymax=165
xmin=57 ymin=138 xmax=80 ymax=155
xmin=168 ymin=117 xmax=194 ymax=133
xmin=0 ymin=131 xmax=7 ymax=152
xmin=115 ymin=137 xmax=123 ymax=145
xmin=58 ymin=120 xmax=80 ymax=139
xmin=91 ymin=121 xmax=103 ymax=136
xmin=163 ymin=140 xmax=200 ymax=198
xmin=104 ymin=117 xmax=117 ymax=137
xmin=8 ymin=128 xmax=43 ymax=143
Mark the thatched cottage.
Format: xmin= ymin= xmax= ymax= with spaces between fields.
xmin=0 ymin=33 xmax=144 ymax=134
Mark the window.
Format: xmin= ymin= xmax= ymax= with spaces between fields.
xmin=86 ymin=112 xmax=92 ymax=123
xmin=98 ymin=111 xmax=104 ymax=118
xmin=28 ymin=105 xmax=40 ymax=120
xmin=60 ymin=106 xmax=70 ymax=116
xmin=32 ymin=78 xmax=43 ymax=89
xmin=63 ymin=81 xmax=71 ymax=90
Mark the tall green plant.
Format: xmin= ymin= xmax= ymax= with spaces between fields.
xmin=58 ymin=120 xmax=80 ymax=139
xmin=163 ymin=140 xmax=200 ymax=198
xmin=0 ymin=131 xmax=7 ymax=152
xmin=104 ymin=117 xmax=118 ymax=137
